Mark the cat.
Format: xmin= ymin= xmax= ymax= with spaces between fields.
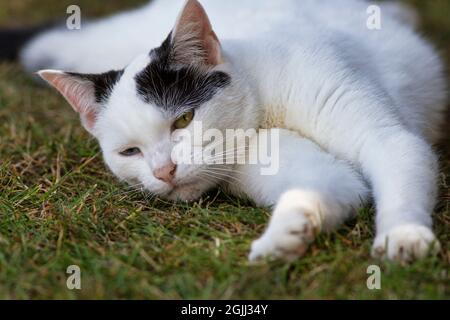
xmin=13 ymin=0 xmax=447 ymax=263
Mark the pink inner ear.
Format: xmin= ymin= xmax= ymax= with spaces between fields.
xmin=39 ymin=70 xmax=99 ymax=131
xmin=173 ymin=0 xmax=222 ymax=66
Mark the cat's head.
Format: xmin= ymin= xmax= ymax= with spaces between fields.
xmin=38 ymin=0 xmax=258 ymax=201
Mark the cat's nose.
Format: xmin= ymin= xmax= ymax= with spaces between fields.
xmin=153 ymin=162 xmax=177 ymax=184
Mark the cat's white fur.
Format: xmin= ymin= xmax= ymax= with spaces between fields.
xmin=32 ymin=0 xmax=447 ymax=263
xmin=23 ymin=0 xmax=421 ymax=73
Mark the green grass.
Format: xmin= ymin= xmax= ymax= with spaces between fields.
xmin=0 ymin=0 xmax=449 ymax=299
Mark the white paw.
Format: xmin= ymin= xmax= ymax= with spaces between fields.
xmin=248 ymin=207 xmax=320 ymax=262
xmin=372 ymin=224 xmax=440 ymax=263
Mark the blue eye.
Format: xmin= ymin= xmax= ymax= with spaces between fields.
xmin=119 ymin=147 xmax=141 ymax=156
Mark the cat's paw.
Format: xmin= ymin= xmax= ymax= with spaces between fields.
xmin=372 ymin=224 xmax=440 ymax=263
xmin=248 ymin=211 xmax=318 ymax=262
xmin=248 ymin=191 xmax=322 ymax=262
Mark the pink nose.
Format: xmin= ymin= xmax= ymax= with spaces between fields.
xmin=153 ymin=163 xmax=177 ymax=184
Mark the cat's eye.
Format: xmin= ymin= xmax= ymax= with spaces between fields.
xmin=173 ymin=111 xmax=194 ymax=129
xmin=119 ymin=147 xmax=142 ymax=157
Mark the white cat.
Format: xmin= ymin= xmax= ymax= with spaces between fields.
xmin=29 ymin=0 xmax=446 ymax=263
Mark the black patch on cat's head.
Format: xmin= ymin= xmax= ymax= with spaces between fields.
xmin=134 ymin=33 xmax=231 ymax=115
xmin=68 ymin=69 xmax=124 ymax=103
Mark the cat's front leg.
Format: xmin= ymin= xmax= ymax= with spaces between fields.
xmin=227 ymin=129 xmax=369 ymax=261
xmin=358 ymin=130 xmax=442 ymax=263
xmin=249 ymin=190 xmax=329 ymax=261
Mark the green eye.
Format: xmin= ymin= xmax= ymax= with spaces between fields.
xmin=173 ymin=111 xmax=194 ymax=129
xmin=120 ymin=147 xmax=141 ymax=157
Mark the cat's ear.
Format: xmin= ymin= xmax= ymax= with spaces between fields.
xmin=170 ymin=0 xmax=223 ymax=66
xmin=38 ymin=70 xmax=102 ymax=134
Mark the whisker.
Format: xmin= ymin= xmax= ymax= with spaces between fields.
xmin=200 ymin=172 xmax=232 ymax=185
xmin=200 ymin=169 xmax=242 ymax=185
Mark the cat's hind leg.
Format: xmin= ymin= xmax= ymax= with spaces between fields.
xmin=227 ymin=129 xmax=369 ymax=262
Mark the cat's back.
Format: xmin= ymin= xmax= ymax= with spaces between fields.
xmin=232 ymin=0 xmax=447 ymax=143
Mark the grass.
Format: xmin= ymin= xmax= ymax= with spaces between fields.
xmin=0 ymin=0 xmax=449 ymax=299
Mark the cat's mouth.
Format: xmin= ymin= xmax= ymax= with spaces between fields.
xmin=166 ymin=181 xmax=204 ymax=202
xmin=163 ymin=170 xmax=221 ymax=202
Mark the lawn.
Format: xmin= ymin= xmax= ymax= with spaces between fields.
xmin=0 ymin=0 xmax=448 ymax=299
